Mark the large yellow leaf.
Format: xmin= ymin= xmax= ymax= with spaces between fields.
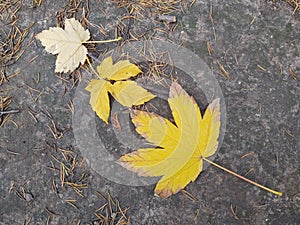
xmin=119 ymin=82 xmax=220 ymax=198
xmin=36 ymin=18 xmax=90 ymax=73
xmin=86 ymin=57 xmax=155 ymax=123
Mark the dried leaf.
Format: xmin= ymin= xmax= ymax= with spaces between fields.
xmin=85 ymin=79 xmax=111 ymax=123
xmin=97 ymin=56 xmax=142 ymax=80
xmin=111 ymin=81 xmax=155 ymax=107
xmin=36 ymin=18 xmax=90 ymax=73
xmin=86 ymin=57 xmax=155 ymax=123
xmin=119 ymin=82 xmax=220 ymax=198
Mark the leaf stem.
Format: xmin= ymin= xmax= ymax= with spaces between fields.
xmin=83 ymin=37 xmax=122 ymax=44
xmin=86 ymin=56 xmax=101 ymax=79
xmin=203 ymin=157 xmax=282 ymax=196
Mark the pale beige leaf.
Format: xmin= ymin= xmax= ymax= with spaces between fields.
xmin=36 ymin=18 xmax=90 ymax=73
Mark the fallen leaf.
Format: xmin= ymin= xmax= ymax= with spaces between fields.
xmin=86 ymin=57 xmax=155 ymax=123
xmin=110 ymin=81 xmax=155 ymax=107
xmin=97 ymin=56 xmax=142 ymax=80
xmin=119 ymin=82 xmax=220 ymax=198
xmin=85 ymin=79 xmax=111 ymax=123
xmin=36 ymin=18 xmax=90 ymax=73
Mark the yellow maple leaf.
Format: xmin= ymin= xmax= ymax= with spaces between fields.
xmin=85 ymin=56 xmax=156 ymax=123
xmin=119 ymin=81 xmax=221 ymax=198
xmin=119 ymin=82 xmax=283 ymax=198
xmin=36 ymin=18 xmax=90 ymax=73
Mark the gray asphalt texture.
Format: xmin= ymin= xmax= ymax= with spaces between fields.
xmin=0 ymin=1 xmax=299 ymax=224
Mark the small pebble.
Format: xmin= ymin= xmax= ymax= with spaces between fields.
xmin=158 ymin=15 xmax=176 ymax=23
xmin=25 ymin=192 xmax=34 ymax=202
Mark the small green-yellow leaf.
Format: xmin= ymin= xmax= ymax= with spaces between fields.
xmin=85 ymin=79 xmax=112 ymax=124
xmin=110 ymin=80 xmax=155 ymax=107
xmin=97 ymin=56 xmax=142 ymax=80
